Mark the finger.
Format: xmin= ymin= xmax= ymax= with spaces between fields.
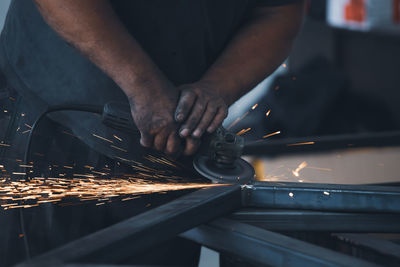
xmin=140 ymin=132 xmax=153 ymax=148
xmin=184 ymin=137 xmax=201 ymax=155
xmin=179 ymin=100 xmax=206 ymax=137
xmin=192 ymin=104 xmax=217 ymax=138
xmin=207 ymin=107 xmax=228 ymax=133
xmin=175 ymin=90 xmax=196 ymax=122
xmin=153 ymin=129 xmax=169 ymax=152
xmin=165 ymin=131 xmax=181 ymax=156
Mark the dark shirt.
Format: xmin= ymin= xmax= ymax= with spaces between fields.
xmin=0 ymin=0 xmax=296 ymax=158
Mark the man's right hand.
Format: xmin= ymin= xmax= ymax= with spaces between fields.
xmin=127 ymin=80 xmax=182 ymax=156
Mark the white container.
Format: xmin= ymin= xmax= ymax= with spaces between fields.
xmin=327 ymin=0 xmax=400 ymax=34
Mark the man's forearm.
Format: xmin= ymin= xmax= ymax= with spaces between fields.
xmin=34 ymin=0 xmax=168 ymax=99
xmin=200 ymin=2 xmax=305 ymax=105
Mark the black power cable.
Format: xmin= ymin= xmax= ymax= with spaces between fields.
xmin=20 ymin=104 xmax=103 ymax=260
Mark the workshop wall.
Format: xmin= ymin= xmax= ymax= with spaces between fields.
xmin=0 ymin=0 xmax=11 ymax=31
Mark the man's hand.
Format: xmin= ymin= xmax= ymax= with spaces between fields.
xmin=128 ymin=81 xmax=182 ymax=156
xmin=175 ymin=81 xmax=228 ymax=155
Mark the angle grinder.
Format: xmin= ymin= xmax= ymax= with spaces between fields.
xmin=103 ymin=102 xmax=254 ymax=184
xmin=26 ymin=101 xmax=254 ymax=184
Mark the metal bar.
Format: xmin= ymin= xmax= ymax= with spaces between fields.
xmin=332 ymin=233 xmax=400 ymax=260
xmin=242 ymin=182 xmax=400 ymax=213
xmin=19 ymin=185 xmax=241 ymax=266
xmin=181 ymin=218 xmax=376 ymax=267
xmin=243 ymin=130 xmax=400 ymax=156
xmin=229 ymin=209 xmax=400 ymax=232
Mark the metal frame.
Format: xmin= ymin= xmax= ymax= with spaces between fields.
xmin=17 ymin=180 xmax=400 ymax=267
xmin=16 ymin=132 xmax=400 ymax=267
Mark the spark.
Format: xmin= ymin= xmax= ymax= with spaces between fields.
xmin=62 ymin=131 xmax=77 ymax=138
xmin=227 ymin=111 xmax=249 ymax=130
xmin=24 ymin=124 xmax=32 ymax=129
xmin=0 ymin=176 xmax=221 ymax=210
xmin=323 ymin=191 xmax=330 ymax=196
xmin=288 ymin=192 xmax=294 ymax=198
xmin=12 ymin=172 xmax=26 ymax=176
xmin=287 ymin=141 xmax=315 ymax=146
xmin=19 ymin=165 xmax=33 ymax=168
xmin=306 ymin=166 xmax=332 ymax=172
xmin=113 ymin=135 xmax=123 ymax=142
xmin=92 ymin=133 xmax=114 ymax=144
xmin=262 ymin=131 xmax=281 ymax=139
xmin=251 ymin=103 xmax=258 ymax=110
xmin=111 ymin=145 xmax=128 ymax=153
xmin=292 ymin=161 xmax=307 ymax=177
xmin=0 ymin=165 xmax=4 ymax=169
xmin=0 ymin=143 xmax=11 ymax=147
xmin=266 ymin=109 xmax=271 ymax=118
xmin=21 ymin=130 xmax=31 ymax=134
xmin=3 ymin=110 xmax=8 ymax=113
xmin=282 ymin=63 xmax=287 ymax=68
xmin=63 ymin=166 xmax=73 ymax=169
xmin=237 ymin=128 xmax=251 ymax=136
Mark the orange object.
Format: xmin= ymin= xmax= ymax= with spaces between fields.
xmin=344 ymin=0 xmax=366 ymax=23
xmin=394 ymin=0 xmax=400 ymax=24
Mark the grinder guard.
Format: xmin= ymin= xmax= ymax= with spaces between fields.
xmin=193 ymin=128 xmax=254 ymax=184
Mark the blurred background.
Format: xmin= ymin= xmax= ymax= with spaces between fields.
xmin=225 ymin=0 xmax=400 ymax=143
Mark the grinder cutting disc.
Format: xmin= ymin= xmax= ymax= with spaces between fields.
xmin=193 ymin=155 xmax=254 ymax=184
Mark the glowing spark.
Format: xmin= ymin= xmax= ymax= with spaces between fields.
xmin=251 ymin=104 xmax=258 ymax=110
xmin=12 ymin=172 xmax=26 ymax=176
xmin=323 ymin=191 xmax=330 ymax=196
xmin=21 ymin=130 xmax=31 ymax=134
xmin=63 ymin=166 xmax=73 ymax=169
xmin=92 ymin=171 xmax=107 ymax=176
xmin=111 ymin=145 xmax=128 ymax=153
xmin=262 ymin=131 xmax=281 ymax=139
xmin=287 ymin=141 xmax=315 ymax=147
xmin=227 ymin=111 xmax=249 ymax=130
xmin=19 ymin=165 xmax=33 ymax=168
xmin=0 ymin=143 xmax=11 ymax=147
xmin=288 ymin=192 xmax=294 ymax=198
xmin=292 ymin=161 xmax=307 ymax=177
xmin=62 ymin=131 xmax=77 ymax=138
xmin=236 ymin=128 xmax=251 ymax=136
xmin=266 ymin=109 xmax=271 ymax=118
xmin=306 ymin=166 xmax=332 ymax=172
xmin=3 ymin=110 xmax=8 ymax=113
xmin=92 ymin=133 xmax=114 ymax=144
xmin=24 ymin=124 xmax=32 ymax=129
xmin=113 ymin=135 xmax=123 ymax=142
xmin=0 ymin=165 xmax=4 ymax=169
xmin=282 ymin=63 xmax=287 ymax=68
xmin=0 ymin=176 xmax=221 ymax=210
xmin=21 ymin=113 xmax=25 ymax=117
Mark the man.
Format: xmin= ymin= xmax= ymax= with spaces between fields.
xmin=1 ymin=0 xmax=304 ymax=158
xmin=0 ymin=0 xmax=305 ymax=265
